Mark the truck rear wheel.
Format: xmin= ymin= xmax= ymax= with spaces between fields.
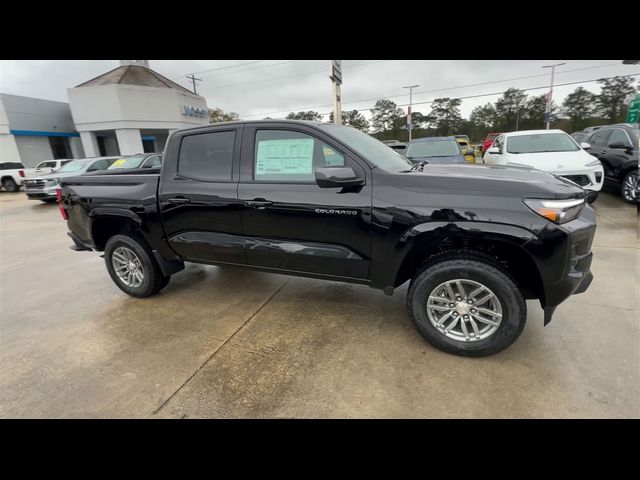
xmin=104 ymin=234 xmax=166 ymax=298
xmin=621 ymin=170 xmax=638 ymax=203
xmin=407 ymin=257 xmax=526 ymax=357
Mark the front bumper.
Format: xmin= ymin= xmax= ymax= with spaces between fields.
xmin=524 ymin=205 xmax=597 ymax=325
xmin=25 ymin=186 xmax=57 ymax=200
xmin=554 ymin=167 xmax=604 ymax=192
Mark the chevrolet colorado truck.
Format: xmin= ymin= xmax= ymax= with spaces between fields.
xmin=58 ymin=120 xmax=596 ymax=356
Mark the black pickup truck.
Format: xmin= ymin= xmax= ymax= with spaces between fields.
xmin=59 ymin=120 xmax=596 ymax=356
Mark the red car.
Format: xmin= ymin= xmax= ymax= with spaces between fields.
xmin=482 ymin=132 xmax=502 ymax=153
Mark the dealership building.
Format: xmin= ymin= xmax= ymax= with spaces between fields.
xmin=1 ymin=61 xmax=209 ymax=167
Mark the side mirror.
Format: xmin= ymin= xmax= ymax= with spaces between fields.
xmin=580 ymin=142 xmax=591 ymax=149
xmin=487 ymin=146 xmax=501 ymax=155
xmin=609 ymin=142 xmax=632 ymax=150
xmin=315 ymin=167 xmax=364 ymax=188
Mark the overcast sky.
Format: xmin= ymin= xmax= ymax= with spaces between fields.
xmin=1 ymin=60 xmax=638 ymax=121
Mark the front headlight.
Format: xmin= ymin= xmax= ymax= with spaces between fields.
xmin=585 ymin=160 xmax=602 ymax=167
xmin=523 ymin=198 xmax=585 ymax=224
xmin=46 ymin=178 xmax=59 ymax=186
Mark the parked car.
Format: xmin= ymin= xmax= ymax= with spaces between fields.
xmin=454 ymin=135 xmax=476 ymax=163
xmin=405 ymin=137 xmax=468 ymax=164
xmin=27 ymin=159 xmax=73 ymax=176
xmin=482 ymin=132 xmax=502 ymax=154
xmin=483 ymin=130 xmax=604 ymax=203
xmin=58 ymin=120 xmax=596 ymax=357
xmin=107 ymin=153 xmax=163 ymax=170
xmin=582 ymin=123 xmax=639 ymax=203
xmin=0 ymin=161 xmax=27 ymax=192
xmin=24 ymin=157 xmax=117 ymax=202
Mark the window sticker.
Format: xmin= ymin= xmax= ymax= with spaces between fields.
xmin=111 ymin=158 xmax=127 ymax=167
xmin=256 ymin=138 xmax=314 ymax=176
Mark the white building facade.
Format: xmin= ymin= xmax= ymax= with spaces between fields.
xmin=1 ymin=61 xmax=209 ymax=166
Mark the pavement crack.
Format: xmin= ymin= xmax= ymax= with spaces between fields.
xmin=151 ymin=279 xmax=290 ymax=415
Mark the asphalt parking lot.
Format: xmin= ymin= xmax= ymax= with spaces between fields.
xmin=0 ymin=188 xmax=638 ymax=418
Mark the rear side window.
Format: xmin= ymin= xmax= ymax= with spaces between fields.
xmin=254 ymin=129 xmax=345 ymax=182
xmin=590 ymin=129 xmax=611 ymax=146
xmin=37 ymin=161 xmax=56 ymax=168
xmin=179 ymin=131 xmax=235 ymax=181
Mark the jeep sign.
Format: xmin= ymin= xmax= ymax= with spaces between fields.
xmin=182 ymin=105 xmax=208 ymax=118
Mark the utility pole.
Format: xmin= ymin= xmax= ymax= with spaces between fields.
xmin=186 ymin=74 xmax=202 ymax=95
xmin=330 ymin=61 xmax=342 ymax=124
xmin=403 ymin=84 xmax=420 ymax=141
xmin=542 ymin=62 xmax=566 ymax=129
xmin=515 ymin=102 xmax=522 ymax=131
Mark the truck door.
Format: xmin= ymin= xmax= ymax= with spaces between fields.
xmin=158 ymin=125 xmax=246 ymax=265
xmin=237 ymin=124 xmax=372 ymax=280
xmin=586 ymin=129 xmax=613 ymax=177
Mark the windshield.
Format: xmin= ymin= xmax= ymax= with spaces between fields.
xmin=317 ymin=124 xmax=412 ymax=172
xmin=57 ymin=160 xmax=90 ymax=173
xmin=406 ymin=140 xmax=461 ymax=158
xmin=507 ymin=133 xmax=580 ymax=154
xmin=108 ymin=156 xmax=146 ymax=170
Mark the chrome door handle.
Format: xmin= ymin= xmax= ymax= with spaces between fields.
xmin=244 ymin=200 xmax=273 ymax=209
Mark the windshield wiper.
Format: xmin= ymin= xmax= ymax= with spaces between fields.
xmin=401 ymin=161 xmax=428 ymax=172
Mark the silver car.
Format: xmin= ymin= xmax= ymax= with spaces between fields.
xmin=23 ymin=156 xmax=118 ymax=202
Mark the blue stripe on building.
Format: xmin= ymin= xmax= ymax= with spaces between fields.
xmin=10 ymin=130 xmax=80 ymax=138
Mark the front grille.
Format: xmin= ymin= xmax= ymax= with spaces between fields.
xmin=25 ymin=179 xmax=45 ymax=189
xmin=562 ymin=175 xmax=590 ymax=187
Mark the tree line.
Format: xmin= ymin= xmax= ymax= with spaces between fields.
xmin=209 ymin=76 xmax=637 ymax=143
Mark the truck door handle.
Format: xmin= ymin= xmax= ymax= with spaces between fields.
xmin=600 ymin=150 xmax=607 ymax=155
xmin=168 ymin=197 xmax=191 ymax=204
xmin=244 ymin=200 xmax=273 ymax=209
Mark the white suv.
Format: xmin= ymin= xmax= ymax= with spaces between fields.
xmin=483 ymin=129 xmax=604 ymax=203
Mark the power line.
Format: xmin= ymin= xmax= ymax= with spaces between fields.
xmin=200 ymin=60 xmax=387 ymax=90
xmin=170 ymin=60 xmax=268 ymax=79
xmin=239 ymin=62 xmax=624 ymax=118
xmin=260 ymin=72 xmax=640 ymax=118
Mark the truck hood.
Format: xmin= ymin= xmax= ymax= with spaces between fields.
xmin=396 ymin=163 xmax=586 ymax=200
xmin=503 ymin=150 xmax=597 ymax=173
xmin=34 ymin=170 xmax=86 ymax=180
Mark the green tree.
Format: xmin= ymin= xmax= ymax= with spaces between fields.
xmin=425 ymin=98 xmax=463 ymax=136
xmin=329 ymin=110 xmax=370 ymax=132
xmin=469 ymin=103 xmax=497 ymax=141
xmin=286 ymin=111 xmax=324 ymax=121
xmin=596 ymin=76 xmax=637 ymax=123
xmin=519 ymin=95 xmax=558 ymax=130
xmin=370 ymin=99 xmax=405 ymax=134
xmin=562 ymin=87 xmax=598 ymax=131
xmin=208 ymin=107 xmax=240 ymax=123
xmin=494 ymin=88 xmax=527 ymax=131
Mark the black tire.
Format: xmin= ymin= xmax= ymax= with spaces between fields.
xmin=2 ymin=177 xmax=19 ymax=192
xmin=621 ymin=170 xmax=639 ymax=204
xmin=587 ymin=192 xmax=599 ymax=204
xmin=104 ymin=234 xmax=165 ymax=298
xmin=407 ymin=256 xmax=527 ymax=357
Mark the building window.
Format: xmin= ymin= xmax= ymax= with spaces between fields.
xmin=49 ymin=136 xmax=72 ymax=159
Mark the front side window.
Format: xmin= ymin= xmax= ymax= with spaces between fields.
xmin=254 ymin=130 xmax=345 ymax=182
xmin=608 ymin=129 xmax=631 ymax=146
xmin=179 ymin=130 xmax=235 ymax=181
xmin=108 ymin=155 xmax=146 ymax=170
xmin=506 ymin=133 xmax=579 ymax=154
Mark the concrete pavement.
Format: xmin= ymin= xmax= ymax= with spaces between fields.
xmin=0 ymin=188 xmax=638 ymax=418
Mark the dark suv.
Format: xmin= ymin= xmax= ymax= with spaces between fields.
xmin=584 ymin=123 xmax=639 ymax=203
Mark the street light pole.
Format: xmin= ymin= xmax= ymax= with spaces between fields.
xmin=542 ymin=62 xmax=566 ymax=129
xmin=403 ymin=84 xmax=420 ymax=141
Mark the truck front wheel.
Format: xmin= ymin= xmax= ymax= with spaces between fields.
xmin=407 ymin=257 xmax=526 ymax=357
xmin=104 ymin=234 xmax=167 ymax=298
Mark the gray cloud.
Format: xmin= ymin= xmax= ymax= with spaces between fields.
xmin=1 ymin=60 xmax=637 ymax=121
